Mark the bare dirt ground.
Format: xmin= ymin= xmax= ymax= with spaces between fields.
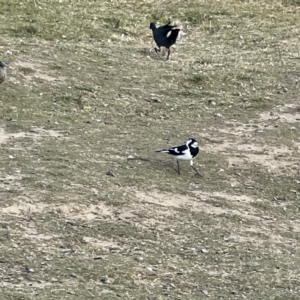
xmin=0 ymin=0 xmax=300 ymax=299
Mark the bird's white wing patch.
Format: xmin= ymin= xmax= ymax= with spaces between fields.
xmin=176 ymin=148 xmax=193 ymax=161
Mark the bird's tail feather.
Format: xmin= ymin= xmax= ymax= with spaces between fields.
xmin=156 ymin=149 xmax=170 ymax=153
xmin=169 ymin=29 xmax=180 ymax=41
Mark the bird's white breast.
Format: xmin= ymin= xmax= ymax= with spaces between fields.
xmin=174 ymin=150 xmax=193 ymax=161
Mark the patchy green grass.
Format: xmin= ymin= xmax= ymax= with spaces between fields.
xmin=0 ymin=0 xmax=300 ymax=299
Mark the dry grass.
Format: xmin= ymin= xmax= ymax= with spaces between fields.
xmin=0 ymin=0 xmax=300 ymax=299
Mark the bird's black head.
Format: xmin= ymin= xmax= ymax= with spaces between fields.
xmin=0 ymin=61 xmax=8 ymax=68
xmin=149 ymin=22 xmax=156 ymax=30
xmin=187 ymin=138 xmax=198 ymax=148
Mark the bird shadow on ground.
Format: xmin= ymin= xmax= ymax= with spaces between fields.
xmin=144 ymin=157 xmax=196 ymax=177
xmin=134 ymin=157 xmax=176 ymax=174
xmin=150 ymin=51 xmax=168 ymax=61
xmin=136 ymin=48 xmax=167 ymax=61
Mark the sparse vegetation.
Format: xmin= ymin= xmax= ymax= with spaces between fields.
xmin=0 ymin=0 xmax=300 ymax=299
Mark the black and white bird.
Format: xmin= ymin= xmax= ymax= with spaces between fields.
xmin=0 ymin=61 xmax=8 ymax=84
xmin=149 ymin=22 xmax=180 ymax=60
xmin=156 ymin=138 xmax=201 ymax=176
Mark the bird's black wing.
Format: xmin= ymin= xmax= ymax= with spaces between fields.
xmin=157 ymin=22 xmax=176 ymax=37
xmin=168 ymin=144 xmax=188 ymax=156
xmin=168 ymin=29 xmax=180 ymax=43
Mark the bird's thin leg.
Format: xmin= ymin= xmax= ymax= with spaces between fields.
xmin=191 ymin=165 xmax=202 ymax=177
xmin=166 ymin=48 xmax=170 ymax=60
xmin=177 ymin=161 xmax=181 ymax=176
xmin=154 ymin=47 xmax=161 ymax=54
xmin=190 ymin=160 xmax=202 ymax=177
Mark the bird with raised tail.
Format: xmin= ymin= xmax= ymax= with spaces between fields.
xmin=156 ymin=138 xmax=201 ymax=176
xmin=149 ymin=22 xmax=180 ymax=60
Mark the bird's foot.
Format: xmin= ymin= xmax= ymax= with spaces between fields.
xmin=150 ymin=47 xmax=160 ymax=55
xmin=192 ymin=166 xmax=202 ymax=177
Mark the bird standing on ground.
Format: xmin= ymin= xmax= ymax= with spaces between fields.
xmin=0 ymin=61 xmax=8 ymax=84
xmin=156 ymin=138 xmax=201 ymax=176
xmin=149 ymin=22 xmax=180 ymax=60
